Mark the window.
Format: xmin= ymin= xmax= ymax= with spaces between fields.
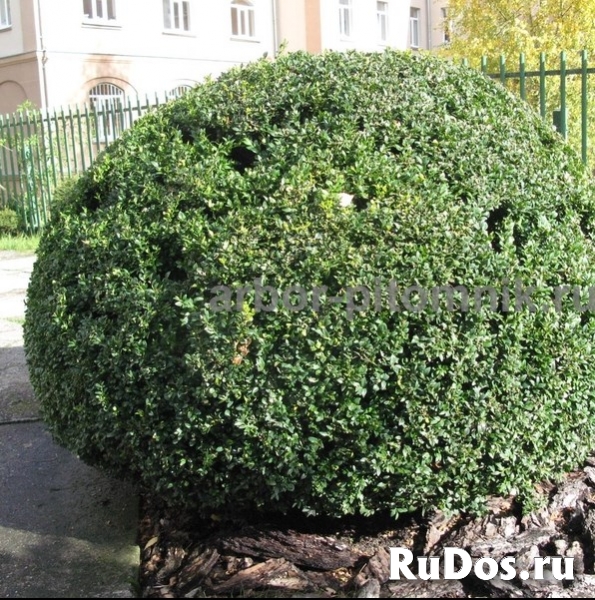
xmin=89 ymin=83 xmax=126 ymax=142
xmin=163 ymin=0 xmax=190 ymax=32
xmin=167 ymin=85 xmax=192 ymax=100
xmin=339 ymin=0 xmax=352 ymax=38
xmin=0 ymin=0 xmax=11 ymax=29
xmin=441 ymin=7 xmax=451 ymax=44
xmin=231 ymin=0 xmax=256 ymax=39
xmin=83 ymin=0 xmax=116 ymax=23
xmin=410 ymin=7 xmax=420 ymax=49
xmin=377 ymin=1 xmax=388 ymax=43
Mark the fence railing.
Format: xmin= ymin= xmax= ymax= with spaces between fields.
xmin=2 ymin=55 xmax=594 ymax=233
xmin=0 ymin=91 xmax=180 ymax=232
xmin=465 ymin=50 xmax=593 ymax=166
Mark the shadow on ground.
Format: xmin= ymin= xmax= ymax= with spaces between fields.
xmin=0 ymin=421 xmax=140 ymax=597
xmin=0 ymin=346 xmax=37 ymax=422
xmin=0 ymin=255 xmax=140 ymax=598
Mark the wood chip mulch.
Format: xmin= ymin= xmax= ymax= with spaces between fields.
xmin=138 ymin=461 xmax=595 ymax=598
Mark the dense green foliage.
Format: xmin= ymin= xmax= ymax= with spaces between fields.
xmin=24 ymin=50 xmax=595 ymax=517
xmin=0 ymin=207 xmax=19 ymax=235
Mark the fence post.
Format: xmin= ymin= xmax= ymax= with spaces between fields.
xmin=84 ymin=104 xmax=94 ymax=167
xmin=499 ymin=54 xmax=506 ymax=86
xmin=44 ymin=108 xmax=58 ymax=189
xmin=5 ymin=115 xmax=19 ymax=212
xmin=0 ymin=115 xmax=7 ymax=208
xmin=559 ymin=51 xmax=568 ymax=139
xmin=582 ymin=49 xmax=588 ymax=164
xmin=519 ymin=53 xmax=526 ymax=101
xmin=32 ymin=110 xmax=50 ymax=226
xmin=539 ymin=52 xmax=547 ymax=118
xmin=17 ymin=111 xmax=38 ymax=232
xmin=53 ymin=108 xmax=65 ymax=180
xmin=76 ymin=105 xmax=86 ymax=172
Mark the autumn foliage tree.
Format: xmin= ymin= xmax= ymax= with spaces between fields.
xmin=444 ymin=0 xmax=595 ymax=61
xmin=443 ymin=0 xmax=595 ymax=164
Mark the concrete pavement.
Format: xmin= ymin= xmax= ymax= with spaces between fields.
xmin=0 ymin=251 xmax=140 ymax=598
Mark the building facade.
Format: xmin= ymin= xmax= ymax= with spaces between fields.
xmin=0 ymin=0 xmax=448 ymax=115
xmin=409 ymin=0 xmax=449 ymax=51
xmin=277 ymin=0 xmax=448 ymax=55
xmin=0 ymin=0 xmax=277 ymax=114
xmin=277 ymin=0 xmax=410 ymax=54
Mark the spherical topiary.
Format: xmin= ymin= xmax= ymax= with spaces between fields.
xmin=24 ymin=50 xmax=595 ymax=518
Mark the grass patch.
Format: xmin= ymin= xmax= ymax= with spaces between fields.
xmin=6 ymin=317 xmax=25 ymax=325
xmin=0 ymin=234 xmax=40 ymax=253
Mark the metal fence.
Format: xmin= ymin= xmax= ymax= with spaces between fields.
xmin=1 ymin=53 xmax=594 ymax=232
xmin=0 ymin=92 xmax=177 ymax=232
xmin=468 ymin=50 xmax=593 ymax=166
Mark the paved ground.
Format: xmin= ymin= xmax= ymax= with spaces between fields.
xmin=0 ymin=251 xmax=140 ymax=598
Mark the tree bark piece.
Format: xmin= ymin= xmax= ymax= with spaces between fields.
xmin=217 ymin=526 xmax=364 ymax=570
xmin=176 ymin=547 xmax=220 ymax=590
xmin=209 ymin=558 xmax=314 ymax=595
xmin=156 ymin=547 xmax=186 ymax=583
xmin=360 ymin=547 xmax=391 ymax=584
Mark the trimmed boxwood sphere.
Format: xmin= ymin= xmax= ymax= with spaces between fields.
xmin=24 ymin=50 xmax=595 ymax=517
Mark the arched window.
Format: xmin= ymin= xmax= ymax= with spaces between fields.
xmin=167 ymin=85 xmax=192 ymax=101
xmin=89 ymin=83 xmax=126 ymax=142
xmin=231 ymin=0 xmax=255 ymax=39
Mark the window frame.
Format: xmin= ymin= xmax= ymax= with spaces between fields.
xmin=89 ymin=83 xmax=127 ymax=143
xmin=231 ymin=0 xmax=257 ymax=40
xmin=410 ymin=7 xmax=420 ymax=49
xmin=441 ymin=7 xmax=451 ymax=45
xmin=163 ymin=0 xmax=191 ymax=33
xmin=376 ymin=1 xmax=389 ymax=44
xmin=82 ymin=0 xmax=117 ymax=25
xmin=0 ymin=0 xmax=11 ymax=30
xmin=339 ymin=0 xmax=352 ymax=39
xmin=167 ymin=84 xmax=192 ymax=101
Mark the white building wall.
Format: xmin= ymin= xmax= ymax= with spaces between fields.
xmin=37 ymin=0 xmax=275 ymax=106
xmin=319 ymin=0 xmax=409 ymax=52
xmin=0 ymin=0 xmax=441 ymax=114
xmin=1 ymin=0 xmax=277 ymax=111
xmin=37 ymin=0 xmax=274 ymax=68
xmin=0 ymin=0 xmax=26 ymax=58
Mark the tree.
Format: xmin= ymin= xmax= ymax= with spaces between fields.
xmin=442 ymin=0 xmax=595 ymax=166
xmin=444 ymin=0 xmax=595 ymax=61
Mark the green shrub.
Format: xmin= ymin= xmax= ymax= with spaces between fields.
xmin=50 ymin=175 xmax=81 ymax=212
xmin=0 ymin=207 xmax=20 ymax=236
xmin=24 ymin=50 xmax=595 ymax=518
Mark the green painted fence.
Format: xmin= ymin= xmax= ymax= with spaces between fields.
xmin=466 ymin=50 xmax=593 ymax=166
xmin=0 ymin=91 xmax=179 ymax=232
xmin=2 ymin=53 xmax=594 ymax=232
